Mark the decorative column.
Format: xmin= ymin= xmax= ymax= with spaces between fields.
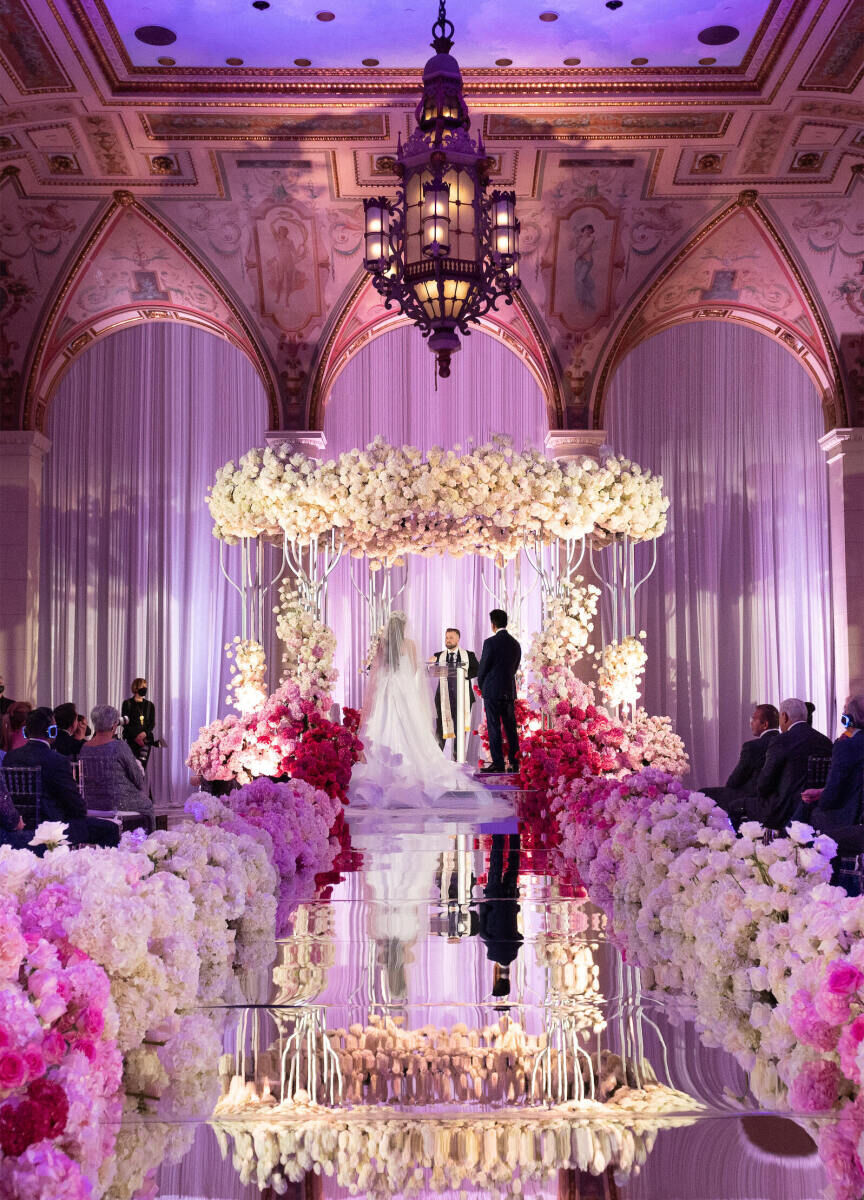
xmin=820 ymin=428 xmax=864 ymax=709
xmin=265 ymin=430 xmax=327 ymax=458
xmin=545 ymin=429 xmax=609 ymax=462
xmin=0 ymin=431 xmax=51 ymax=703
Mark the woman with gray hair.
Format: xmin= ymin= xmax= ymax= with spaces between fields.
xmin=801 ymin=693 xmax=864 ymax=833
xmin=79 ymin=705 xmax=151 ymax=815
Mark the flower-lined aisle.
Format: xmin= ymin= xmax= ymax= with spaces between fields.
xmin=0 ymin=755 xmax=349 ymax=1199
xmin=523 ymin=764 xmax=864 ymax=1199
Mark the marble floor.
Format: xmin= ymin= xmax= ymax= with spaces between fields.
xmin=142 ymin=787 xmax=828 ymax=1199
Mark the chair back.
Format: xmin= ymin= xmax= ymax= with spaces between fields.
xmin=0 ymin=766 xmax=42 ymax=827
xmin=806 ymin=754 xmax=832 ymax=788
xmin=80 ymin=755 xmax=118 ymax=809
xmin=70 ymin=759 xmax=83 ymax=790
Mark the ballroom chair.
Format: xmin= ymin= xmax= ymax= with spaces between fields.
xmin=79 ymin=757 xmax=152 ymax=834
xmin=806 ymin=754 xmax=832 ymax=788
xmin=0 ymin=765 xmax=42 ymax=828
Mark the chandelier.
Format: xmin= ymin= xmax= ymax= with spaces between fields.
xmin=363 ymin=1 xmax=521 ymax=378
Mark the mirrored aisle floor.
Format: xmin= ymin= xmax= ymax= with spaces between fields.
xmin=142 ymin=788 xmax=829 ymax=1200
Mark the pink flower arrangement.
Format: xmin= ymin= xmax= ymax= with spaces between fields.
xmin=286 ymin=715 xmax=364 ymax=803
xmin=0 ymin=893 xmax=122 ymax=1197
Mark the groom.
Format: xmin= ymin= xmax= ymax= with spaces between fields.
xmin=430 ymin=627 xmax=479 ymax=750
xmin=476 ymin=609 xmax=521 ymax=774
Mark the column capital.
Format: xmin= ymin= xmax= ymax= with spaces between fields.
xmin=545 ymin=429 xmax=609 ymax=461
xmin=0 ymin=430 xmax=51 ymax=457
xmin=819 ymin=427 xmax=864 ymax=462
xmin=265 ymin=430 xmax=326 ymax=458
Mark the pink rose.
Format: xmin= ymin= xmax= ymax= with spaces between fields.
xmin=788 ymin=1059 xmax=842 ymax=1113
xmin=41 ymin=1030 xmax=66 ymax=1065
xmin=786 ymin=989 xmax=838 ymax=1052
xmin=815 ymin=960 xmax=864 ymax=1025
xmin=0 ymin=924 xmax=27 ymax=980
xmin=0 ymin=1049 xmax=28 ymax=1092
xmin=21 ymin=1044 xmax=45 ymax=1082
xmin=837 ymin=1014 xmax=864 ymax=1083
xmin=78 ymin=1006 xmax=104 ymax=1038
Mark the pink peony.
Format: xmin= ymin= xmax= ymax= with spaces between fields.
xmin=21 ymin=1044 xmax=45 ymax=1083
xmin=0 ymin=922 xmax=27 ymax=980
xmin=786 ymin=989 xmax=839 ymax=1052
xmin=815 ymin=960 xmax=864 ymax=1025
xmin=788 ymin=1058 xmax=842 ymax=1113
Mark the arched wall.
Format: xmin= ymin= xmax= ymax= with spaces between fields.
xmin=38 ymin=321 xmax=269 ymax=803
xmin=605 ymin=319 xmax=834 ymax=785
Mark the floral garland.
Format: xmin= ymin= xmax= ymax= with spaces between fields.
xmin=545 ymin=768 xmax=864 ymax=1199
xmin=208 ymin=436 xmax=669 ymax=561
xmin=525 ymin=579 xmax=599 ymax=713
xmin=224 ymin=636 xmax=269 ymax=715
xmin=597 ymin=635 xmax=647 ymax=712
xmin=274 ymin=586 xmax=338 ymax=700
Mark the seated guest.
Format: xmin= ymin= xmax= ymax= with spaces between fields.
xmin=80 ymin=705 xmax=151 ymax=815
xmin=749 ymin=698 xmax=832 ymax=830
xmin=3 ymin=707 xmax=118 ymax=846
xmin=53 ymin=702 xmax=85 ymax=758
xmin=799 ymin=694 xmax=864 ymax=833
xmin=0 ymin=701 xmax=32 ymax=756
xmin=0 ymin=673 xmax=12 ymax=717
xmin=703 ymin=703 xmax=780 ymax=821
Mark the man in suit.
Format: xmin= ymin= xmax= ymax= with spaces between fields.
xmin=703 ymin=703 xmax=780 ymax=822
xmin=52 ymin=702 xmax=85 ymax=759
xmin=476 ymin=609 xmax=521 ymax=774
xmin=4 ymin=707 xmax=118 ymax=846
xmin=429 ymin=627 xmax=479 ymax=751
xmin=478 ymin=833 xmax=523 ymax=999
xmin=748 ymin=697 xmax=832 ymax=831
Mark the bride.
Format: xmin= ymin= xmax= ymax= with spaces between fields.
xmin=349 ymin=611 xmax=481 ymax=809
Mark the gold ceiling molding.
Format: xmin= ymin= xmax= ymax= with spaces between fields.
xmin=23 ymin=190 xmax=280 ymax=431
xmin=589 ymin=191 xmax=847 ymax=431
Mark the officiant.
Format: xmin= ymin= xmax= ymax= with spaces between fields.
xmin=429 ymin=629 xmax=479 ymax=752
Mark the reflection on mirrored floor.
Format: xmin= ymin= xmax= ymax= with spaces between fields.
xmin=138 ymin=798 xmax=830 ymax=1199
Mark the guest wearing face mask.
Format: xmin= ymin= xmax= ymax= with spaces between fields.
xmin=121 ymin=677 xmax=156 ymax=769
xmin=799 ymin=695 xmax=864 ymax=833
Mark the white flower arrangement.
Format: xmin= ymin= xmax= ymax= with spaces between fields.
xmin=207 ymin=436 xmax=669 ymax=562
xmin=274 ymin=585 xmax=338 ymax=699
xmin=598 ymin=635 xmax=648 ymax=712
xmin=225 ymin=637 xmax=268 ymax=714
xmin=526 ymin=578 xmax=600 ymax=712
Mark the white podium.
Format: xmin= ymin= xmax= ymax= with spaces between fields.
xmin=426 ymin=661 xmax=470 ymax=764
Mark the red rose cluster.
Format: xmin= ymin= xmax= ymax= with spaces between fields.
xmin=341 ymin=707 xmax=361 ymax=734
xmin=515 ymin=701 xmax=624 ymax=845
xmin=0 ymin=1077 xmax=68 ymax=1157
xmin=287 ymin=714 xmax=364 ymax=802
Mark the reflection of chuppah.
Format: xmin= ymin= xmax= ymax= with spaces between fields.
xmin=430 ymin=646 xmax=478 ymax=749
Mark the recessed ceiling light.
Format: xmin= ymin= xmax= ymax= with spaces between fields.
xmin=698 ymin=56 xmax=717 ymax=65
xmin=563 ymin=56 xmax=581 ymax=65
xmin=362 ymin=57 xmax=379 ymax=65
xmin=539 ymin=10 xmax=558 ymax=20
xmin=495 ymin=57 xmax=513 ymax=65
xmin=134 ymin=25 xmax=176 ymax=46
xmin=316 ymin=9 xmax=335 ymax=19
xmin=698 ymin=24 xmax=739 ymax=45
xmin=226 ymin=56 xmax=244 ymax=65
xmin=294 ymin=57 xmax=312 ymax=65
xmin=252 ymin=0 xmax=270 ymax=7
xmin=605 ymin=1 xmax=622 ymax=8
xmin=630 ymin=56 xmax=648 ymax=65
xmin=156 ymin=56 xmax=176 ymax=66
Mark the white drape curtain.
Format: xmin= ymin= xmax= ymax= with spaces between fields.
xmin=606 ymin=320 xmax=834 ymax=786
xmin=38 ymin=323 xmax=268 ymax=804
xmin=323 ymin=325 xmax=548 ymax=711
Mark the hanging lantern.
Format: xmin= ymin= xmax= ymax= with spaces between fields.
xmin=362 ymin=0 xmax=521 ymax=378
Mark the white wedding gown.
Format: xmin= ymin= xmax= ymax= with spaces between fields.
xmin=349 ymin=636 xmax=483 ymax=810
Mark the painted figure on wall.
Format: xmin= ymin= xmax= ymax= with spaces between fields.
xmin=571 ymin=223 xmax=597 ymax=312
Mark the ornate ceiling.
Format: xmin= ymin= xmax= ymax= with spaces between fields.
xmin=0 ymin=0 xmax=862 ymax=432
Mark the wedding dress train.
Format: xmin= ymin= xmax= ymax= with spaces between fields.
xmin=349 ymin=613 xmax=484 ymax=810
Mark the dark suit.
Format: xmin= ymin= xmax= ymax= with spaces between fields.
xmin=477 ymin=629 xmax=521 ymax=770
xmin=807 ymin=733 xmax=864 ymax=833
xmin=703 ymin=730 xmax=780 ymax=818
xmin=53 ymin=729 xmax=85 ymax=759
xmin=3 ymin=740 xmax=118 ymax=846
xmin=432 ymin=648 xmax=478 ymax=748
xmin=122 ymin=697 xmax=156 ymax=766
xmin=749 ymin=721 xmax=833 ymax=830
xmin=478 ymin=834 xmax=523 ymax=967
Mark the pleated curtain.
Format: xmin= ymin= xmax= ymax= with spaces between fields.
xmin=605 ymin=320 xmax=834 ymax=785
xmin=38 ymin=323 xmax=268 ymax=804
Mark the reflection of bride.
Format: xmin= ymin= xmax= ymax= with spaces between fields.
xmin=349 ymin=611 xmax=481 ymax=809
